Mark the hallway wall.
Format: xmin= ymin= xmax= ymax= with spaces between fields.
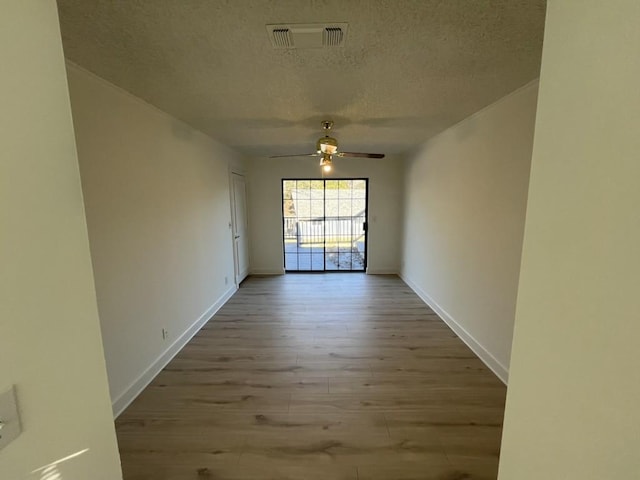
xmin=401 ymin=81 xmax=539 ymax=381
xmin=67 ymin=64 xmax=243 ymax=416
xmin=0 ymin=2 xmax=122 ymax=478
xmin=499 ymin=1 xmax=640 ymax=477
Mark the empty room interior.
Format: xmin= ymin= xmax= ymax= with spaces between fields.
xmin=2 ymin=1 xmax=640 ymax=479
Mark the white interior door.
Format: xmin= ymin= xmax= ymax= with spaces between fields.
xmin=231 ymin=173 xmax=249 ymax=284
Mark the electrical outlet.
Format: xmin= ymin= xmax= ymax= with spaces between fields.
xmin=162 ymin=328 xmax=168 ymax=340
xmin=225 ymin=276 xmax=228 ymax=285
xmin=0 ymin=385 xmax=21 ymax=451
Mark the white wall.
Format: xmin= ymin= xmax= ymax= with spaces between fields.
xmin=499 ymin=1 xmax=640 ymax=477
xmin=401 ymin=81 xmax=539 ymax=381
xmin=246 ymin=157 xmax=403 ymax=274
xmin=66 ymin=64 xmax=243 ymax=416
xmin=0 ymin=2 xmax=122 ymax=479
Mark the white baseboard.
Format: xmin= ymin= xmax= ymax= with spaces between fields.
xmin=112 ymin=285 xmax=237 ymax=418
xmin=366 ymin=269 xmax=399 ymax=275
xmin=400 ymin=273 xmax=509 ymax=384
xmin=250 ymin=269 xmax=285 ymax=275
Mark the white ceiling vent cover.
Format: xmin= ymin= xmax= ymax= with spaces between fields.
xmin=267 ymin=23 xmax=348 ymax=49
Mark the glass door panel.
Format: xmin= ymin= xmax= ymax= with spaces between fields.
xmin=282 ymin=178 xmax=367 ymax=272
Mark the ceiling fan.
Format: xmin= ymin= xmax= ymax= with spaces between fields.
xmin=269 ymin=120 xmax=385 ymax=172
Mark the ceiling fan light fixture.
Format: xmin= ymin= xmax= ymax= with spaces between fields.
xmin=319 ymin=154 xmax=332 ymax=172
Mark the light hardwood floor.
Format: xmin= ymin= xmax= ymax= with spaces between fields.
xmin=116 ymin=274 xmax=506 ymax=479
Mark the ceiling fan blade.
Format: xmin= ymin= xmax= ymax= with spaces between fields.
xmin=269 ymin=153 xmax=319 ymax=158
xmin=336 ymin=152 xmax=385 ymax=159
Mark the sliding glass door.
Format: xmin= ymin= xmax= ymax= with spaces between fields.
xmin=282 ymin=179 xmax=368 ymax=272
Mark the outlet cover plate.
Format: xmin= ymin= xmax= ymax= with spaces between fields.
xmin=0 ymin=385 xmax=22 ymax=451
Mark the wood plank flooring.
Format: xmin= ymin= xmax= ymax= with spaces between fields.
xmin=116 ymin=274 xmax=506 ymax=480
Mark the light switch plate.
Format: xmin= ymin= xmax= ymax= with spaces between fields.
xmin=0 ymin=385 xmax=22 ymax=451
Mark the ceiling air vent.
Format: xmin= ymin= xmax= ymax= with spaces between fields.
xmin=271 ymin=28 xmax=293 ymax=48
xmin=323 ymin=27 xmax=344 ymax=47
xmin=267 ymin=23 xmax=348 ymax=49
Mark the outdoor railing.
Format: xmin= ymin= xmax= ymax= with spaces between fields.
xmin=284 ymin=212 xmax=366 ymax=246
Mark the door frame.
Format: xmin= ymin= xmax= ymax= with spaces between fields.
xmin=281 ymin=178 xmax=369 ymax=273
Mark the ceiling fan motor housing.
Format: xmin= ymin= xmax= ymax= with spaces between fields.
xmin=317 ymin=135 xmax=338 ymax=154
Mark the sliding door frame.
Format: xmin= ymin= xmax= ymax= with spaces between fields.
xmin=281 ymin=178 xmax=369 ymax=273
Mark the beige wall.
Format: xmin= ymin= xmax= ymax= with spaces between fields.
xmin=499 ymin=1 xmax=640 ymax=477
xmin=246 ymin=157 xmax=403 ymax=274
xmin=0 ymin=2 xmax=122 ymax=478
xmin=401 ymin=82 xmax=539 ymax=381
xmin=66 ymin=65 xmax=243 ymax=416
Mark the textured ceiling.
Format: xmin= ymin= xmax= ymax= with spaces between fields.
xmin=57 ymin=0 xmax=546 ymax=157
